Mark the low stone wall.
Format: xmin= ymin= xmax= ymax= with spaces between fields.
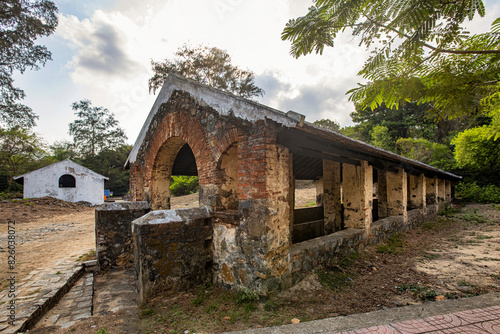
xmin=132 ymin=207 xmax=212 ymax=305
xmin=95 ymin=201 xmax=150 ymax=270
xmin=290 ymin=228 xmax=367 ymax=285
xmin=290 ymin=205 xmax=441 ymax=285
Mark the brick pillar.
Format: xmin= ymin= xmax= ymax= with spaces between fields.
xmin=426 ymin=176 xmax=438 ymax=205
xmin=445 ymin=180 xmax=452 ymax=203
xmin=342 ymin=161 xmax=373 ymax=231
xmin=323 ymin=160 xmax=342 ymax=234
xmin=386 ymin=168 xmax=407 ymax=222
xmin=377 ymin=169 xmax=388 ymax=219
xmin=223 ymin=125 xmax=292 ymax=294
xmin=438 ymin=178 xmax=446 ymax=203
xmin=408 ymin=174 xmax=426 ymax=209
xmin=288 ymin=156 xmax=295 ymax=246
xmin=315 ymin=178 xmax=324 ymax=206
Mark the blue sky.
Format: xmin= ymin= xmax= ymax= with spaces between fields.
xmin=13 ymin=0 xmax=500 ymax=145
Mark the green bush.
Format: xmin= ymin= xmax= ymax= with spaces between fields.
xmin=455 ymin=182 xmax=500 ymax=203
xmin=170 ymin=176 xmax=199 ymax=196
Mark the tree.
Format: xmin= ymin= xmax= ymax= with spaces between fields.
xmin=149 ymin=45 xmax=264 ymax=99
xmin=396 ymin=138 xmax=456 ymax=171
xmin=282 ymin=0 xmax=500 ymax=119
xmin=0 ymin=127 xmax=47 ymax=191
xmin=313 ymin=118 xmax=340 ymax=131
xmin=50 ymin=140 xmax=77 ymax=161
xmin=0 ymin=0 xmax=58 ymax=128
xmin=370 ymin=125 xmax=394 ymax=151
xmin=452 ymin=109 xmax=500 ymax=174
xmin=68 ymin=100 xmax=127 ymax=158
xmin=80 ymin=145 xmax=132 ymax=196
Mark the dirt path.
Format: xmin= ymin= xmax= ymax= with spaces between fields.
xmin=0 ymin=198 xmax=95 ymax=288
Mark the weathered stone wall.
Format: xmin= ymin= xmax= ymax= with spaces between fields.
xmin=132 ymin=208 xmax=212 ymax=305
xmin=342 ymin=161 xmax=373 ymax=230
xmin=215 ymin=124 xmax=293 ymax=295
xmin=323 ymin=160 xmax=342 ymax=233
xmin=290 ymin=203 xmax=440 ymax=284
xmin=95 ymin=201 xmax=151 ymax=270
xmin=290 ymin=229 xmax=367 ymax=284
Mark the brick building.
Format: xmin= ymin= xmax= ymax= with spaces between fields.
xmin=120 ymin=73 xmax=460 ymax=301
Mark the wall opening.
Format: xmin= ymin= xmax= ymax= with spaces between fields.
xmin=291 ymin=154 xmax=324 ymax=244
xmin=151 ymin=138 xmax=199 ymax=210
xmin=59 ymin=174 xmax=76 ymax=188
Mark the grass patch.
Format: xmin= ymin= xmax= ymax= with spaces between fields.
xmin=397 ymin=284 xmax=438 ymax=301
xmin=475 ymin=235 xmax=494 ymax=240
xmin=439 ymin=204 xmax=461 ymax=217
xmin=318 ymin=268 xmax=356 ymax=291
xmin=376 ymin=233 xmax=404 ymax=253
xmin=422 ymin=252 xmax=440 ymax=259
xmin=78 ymin=249 xmax=96 ymax=262
xmin=457 ymin=279 xmax=476 ymax=287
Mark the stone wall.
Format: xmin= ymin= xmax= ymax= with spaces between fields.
xmin=132 ymin=207 xmax=212 ymax=305
xmin=290 ymin=206 xmax=440 ymax=284
xmin=95 ymin=201 xmax=150 ymax=270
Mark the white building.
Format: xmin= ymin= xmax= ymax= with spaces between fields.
xmin=14 ymin=159 xmax=108 ymax=205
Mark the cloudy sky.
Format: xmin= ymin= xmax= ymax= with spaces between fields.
xmin=13 ymin=0 xmax=500 ymax=144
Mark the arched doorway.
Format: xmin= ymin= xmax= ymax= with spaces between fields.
xmin=151 ymin=137 xmax=198 ymax=210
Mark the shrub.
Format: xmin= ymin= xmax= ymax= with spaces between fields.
xmin=455 ymin=182 xmax=500 ymax=203
xmin=170 ymin=176 xmax=199 ymax=196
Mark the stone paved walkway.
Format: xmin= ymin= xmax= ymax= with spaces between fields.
xmin=0 ymin=259 xmax=83 ymax=334
xmin=333 ymin=305 xmax=500 ymax=333
xmin=33 ymin=272 xmax=94 ymax=330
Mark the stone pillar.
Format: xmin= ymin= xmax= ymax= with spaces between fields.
xmin=315 ymin=177 xmax=324 ymax=206
xmin=133 ymin=208 xmax=212 ymax=305
xmin=95 ymin=201 xmax=151 ymax=270
xmin=438 ymin=178 xmax=446 ymax=204
xmin=426 ymin=176 xmax=438 ymax=205
xmin=342 ymin=161 xmax=373 ymax=231
xmin=377 ymin=169 xmax=388 ymax=219
xmin=445 ymin=180 xmax=452 ymax=202
xmin=323 ymin=160 xmax=342 ymax=234
xmin=408 ymin=174 xmax=426 ymax=210
xmin=386 ymin=168 xmax=407 ymax=222
xmin=217 ymin=125 xmax=292 ymax=295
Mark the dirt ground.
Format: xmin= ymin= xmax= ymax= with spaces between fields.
xmin=2 ymin=195 xmax=499 ymax=334
xmin=0 ymin=197 xmax=95 ymax=289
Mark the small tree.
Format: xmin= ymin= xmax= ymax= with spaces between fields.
xmin=149 ymin=45 xmax=264 ymax=99
xmin=314 ymin=119 xmax=340 ymax=131
xmin=0 ymin=127 xmax=47 ymax=191
xmin=68 ymin=100 xmax=127 ymax=158
xmin=0 ymin=0 xmax=58 ymax=128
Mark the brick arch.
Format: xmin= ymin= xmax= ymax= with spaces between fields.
xmin=213 ymin=127 xmax=239 ymax=164
xmin=139 ymin=110 xmax=216 ymax=209
xmin=143 ymin=110 xmax=215 ymax=186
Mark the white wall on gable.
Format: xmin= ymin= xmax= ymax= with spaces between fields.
xmin=22 ymin=161 xmax=105 ymax=205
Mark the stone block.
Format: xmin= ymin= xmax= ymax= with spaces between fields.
xmin=133 ymin=207 xmax=212 ymax=305
xmin=95 ymin=201 xmax=151 ymax=270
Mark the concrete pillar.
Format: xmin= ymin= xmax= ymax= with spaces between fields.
xmin=342 ymin=161 xmax=373 ymax=231
xmin=386 ymin=168 xmax=407 ymax=222
xmin=445 ymin=180 xmax=452 ymax=203
xmin=438 ymin=178 xmax=446 ymax=203
xmin=408 ymin=174 xmax=426 ymax=210
xmin=315 ymin=177 xmax=324 ymax=206
xmin=426 ymin=176 xmax=438 ymax=205
xmin=377 ymin=169 xmax=388 ymax=219
xmin=323 ymin=160 xmax=342 ymax=234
